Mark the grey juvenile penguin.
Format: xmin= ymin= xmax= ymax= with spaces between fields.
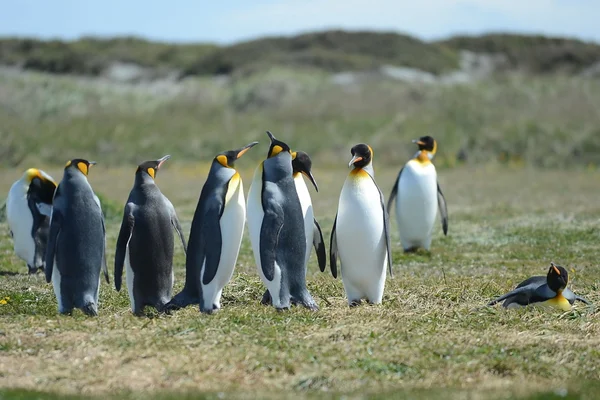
xmin=114 ymin=155 xmax=187 ymax=316
xmin=247 ymin=131 xmax=318 ymax=310
xmin=45 ymin=159 xmax=109 ymax=316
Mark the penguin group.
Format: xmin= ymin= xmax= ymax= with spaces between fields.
xmin=5 ymin=132 xmax=592 ymax=316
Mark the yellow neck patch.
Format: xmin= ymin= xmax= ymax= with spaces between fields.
xmin=349 ymin=168 xmax=369 ymax=178
xmin=216 ymin=155 xmax=229 ymax=168
xmin=413 ymin=151 xmax=432 ymax=166
xmin=77 ymin=162 xmax=89 ymax=176
xmin=540 ymin=292 xmax=571 ymax=312
xmin=147 ymin=167 xmax=156 ymax=179
xmin=269 ymin=145 xmax=284 ymax=158
xmin=225 ymin=172 xmax=241 ymax=204
xmin=25 ymin=168 xmax=41 ymax=183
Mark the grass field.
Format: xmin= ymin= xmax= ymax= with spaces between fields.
xmin=1 ymin=163 xmax=599 ymax=399
xmin=1 ymin=65 xmax=600 ymax=399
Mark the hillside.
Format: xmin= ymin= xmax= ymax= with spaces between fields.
xmin=1 ymin=30 xmax=600 ymax=79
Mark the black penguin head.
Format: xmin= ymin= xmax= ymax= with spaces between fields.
xmin=266 ymin=131 xmax=292 ymax=159
xmin=413 ymin=136 xmax=437 ymax=156
xmin=547 ymin=262 xmax=568 ymax=293
xmin=65 ymin=159 xmax=96 ymax=176
xmin=349 ymin=143 xmax=373 ymax=169
xmin=23 ymin=168 xmax=57 ymax=204
xmin=215 ymin=141 xmax=259 ymax=168
xmin=292 ymin=151 xmax=318 ymax=192
xmin=136 ymin=155 xmax=170 ymax=180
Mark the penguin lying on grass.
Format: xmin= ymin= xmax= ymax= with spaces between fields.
xmin=114 ymin=155 xmax=187 ymax=316
xmin=7 ymin=168 xmax=57 ymax=274
xmin=45 ymin=159 xmax=110 ymax=316
xmin=168 ymin=142 xmax=258 ymax=314
xmin=487 ymin=262 xmax=591 ymax=311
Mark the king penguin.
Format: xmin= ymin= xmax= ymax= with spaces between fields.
xmin=247 ymin=131 xmax=318 ymax=310
xmin=487 ymin=262 xmax=591 ymax=311
xmin=6 ymin=168 xmax=57 ymax=274
xmin=168 ymin=142 xmax=258 ymax=314
xmin=45 ymin=159 xmax=109 ymax=316
xmin=387 ymin=136 xmax=448 ymax=252
xmin=114 ymin=155 xmax=187 ymax=316
xmin=261 ymin=150 xmax=326 ymax=305
xmin=330 ymin=144 xmax=392 ymax=306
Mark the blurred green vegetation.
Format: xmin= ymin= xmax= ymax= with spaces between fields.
xmin=2 ymin=31 xmax=599 ymax=77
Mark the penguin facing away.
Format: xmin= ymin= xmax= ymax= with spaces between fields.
xmin=247 ymin=131 xmax=318 ymax=310
xmin=387 ymin=135 xmax=448 ymax=253
xmin=114 ymin=155 xmax=187 ymax=316
xmin=261 ymin=150 xmax=326 ymax=305
xmin=45 ymin=159 xmax=110 ymax=316
xmin=168 ymin=142 xmax=258 ymax=314
xmin=6 ymin=168 xmax=57 ymax=274
xmin=487 ymin=262 xmax=591 ymax=311
xmin=330 ymin=144 xmax=393 ymax=306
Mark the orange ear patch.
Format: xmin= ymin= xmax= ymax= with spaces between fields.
xmin=216 ymin=155 xmax=229 ymax=167
xmin=77 ymin=162 xmax=89 ymax=176
xmin=147 ymin=167 xmax=156 ymax=179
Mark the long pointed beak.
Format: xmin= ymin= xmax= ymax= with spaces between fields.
xmin=412 ymin=139 xmax=425 ymax=146
xmin=348 ymin=155 xmax=362 ymax=168
xmin=266 ymin=131 xmax=276 ymax=142
xmin=89 ymin=161 xmax=97 ymax=166
xmin=157 ymin=155 xmax=171 ymax=169
xmin=303 ymin=171 xmax=319 ymax=192
xmin=236 ymin=141 xmax=259 ymax=159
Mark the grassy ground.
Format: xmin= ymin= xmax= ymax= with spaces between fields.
xmin=1 ymin=163 xmax=599 ymax=399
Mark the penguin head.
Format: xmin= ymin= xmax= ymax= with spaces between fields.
xmin=547 ymin=262 xmax=569 ymax=293
xmin=215 ymin=142 xmax=259 ymax=168
xmin=349 ymin=143 xmax=373 ymax=169
xmin=65 ymin=159 xmax=96 ymax=176
xmin=22 ymin=168 xmax=57 ymax=203
xmin=413 ymin=136 xmax=437 ymax=159
xmin=136 ymin=155 xmax=171 ymax=180
xmin=292 ymin=151 xmax=318 ymax=192
xmin=266 ymin=131 xmax=292 ymax=159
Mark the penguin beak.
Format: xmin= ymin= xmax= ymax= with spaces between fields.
xmin=302 ymin=171 xmax=319 ymax=192
xmin=89 ymin=161 xmax=97 ymax=166
xmin=348 ymin=155 xmax=362 ymax=168
xmin=157 ymin=155 xmax=171 ymax=169
xmin=413 ymin=139 xmax=425 ymax=146
xmin=266 ymin=131 xmax=276 ymax=142
xmin=235 ymin=142 xmax=259 ymax=159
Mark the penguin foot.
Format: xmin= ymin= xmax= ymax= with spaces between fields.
xmin=403 ymin=247 xmax=420 ymax=254
xmin=81 ymin=302 xmax=98 ymax=317
xmin=27 ymin=265 xmax=39 ymax=275
xmin=166 ymin=292 xmax=199 ymax=310
xmin=349 ymin=299 xmax=362 ymax=307
xmin=261 ymin=290 xmax=272 ymax=305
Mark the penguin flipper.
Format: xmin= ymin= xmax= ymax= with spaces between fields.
xmin=437 ymin=183 xmax=448 ymax=236
xmin=44 ymin=209 xmax=63 ymax=284
xmin=487 ymin=285 xmax=537 ymax=307
xmin=370 ymin=174 xmax=393 ymax=278
xmin=259 ymin=200 xmax=285 ymax=282
xmin=329 ymin=214 xmax=339 ymax=279
xmin=386 ymin=167 xmax=403 ymax=213
xmin=199 ymin=205 xmax=223 ymax=286
xmin=28 ymin=195 xmax=48 ymax=271
xmin=164 ymin=195 xmax=188 ymax=254
xmin=114 ymin=206 xmax=134 ymax=292
xmin=94 ymin=195 xmax=110 ymax=285
xmin=562 ymin=288 xmax=592 ymax=305
xmin=312 ymin=218 xmax=327 ymax=272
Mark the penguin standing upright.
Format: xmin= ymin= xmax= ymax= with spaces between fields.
xmin=168 ymin=142 xmax=258 ymax=314
xmin=487 ymin=262 xmax=591 ymax=311
xmin=387 ymin=136 xmax=448 ymax=252
xmin=45 ymin=159 xmax=109 ymax=316
xmin=247 ymin=131 xmax=318 ymax=310
xmin=114 ymin=155 xmax=187 ymax=315
xmin=330 ymin=144 xmax=392 ymax=306
xmin=6 ymin=168 xmax=57 ymax=274
xmin=261 ymin=150 xmax=326 ymax=305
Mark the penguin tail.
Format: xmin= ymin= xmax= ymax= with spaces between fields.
xmin=81 ymin=302 xmax=98 ymax=317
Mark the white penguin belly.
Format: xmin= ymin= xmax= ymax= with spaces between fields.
xmin=51 ymin=258 xmax=63 ymax=311
xmin=336 ymin=173 xmax=387 ymax=302
xmin=294 ymin=175 xmax=314 ymax=271
xmin=202 ymin=180 xmax=246 ymax=308
xmin=6 ymin=187 xmax=35 ymax=266
xmin=396 ymin=162 xmax=438 ymax=250
xmin=247 ymin=164 xmax=282 ymax=307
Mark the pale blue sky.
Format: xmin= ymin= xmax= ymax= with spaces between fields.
xmin=1 ymin=0 xmax=599 ymax=44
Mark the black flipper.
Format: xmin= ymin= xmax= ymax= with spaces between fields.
xmin=171 ymin=213 xmax=188 ymax=254
xmin=44 ymin=208 xmax=62 ymax=284
xmin=386 ymin=167 xmax=403 ymax=213
xmin=313 ymin=219 xmax=326 ymax=272
xmin=259 ymin=200 xmax=285 ymax=282
xmin=487 ymin=285 xmax=540 ymax=307
xmin=369 ymin=174 xmax=393 ymax=278
xmin=199 ymin=204 xmax=223 ymax=286
xmin=329 ymin=213 xmax=339 ymax=279
xmin=437 ymin=183 xmax=448 ymax=236
xmin=562 ymin=287 xmax=592 ymax=305
xmin=99 ymin=209 xmax=110 ymax=285
xmin=27 ymin=195 xmax=48 ymax=272
xmin=114 ymin=206 xmax=134 ymax=292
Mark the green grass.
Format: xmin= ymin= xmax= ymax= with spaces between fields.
xmin=1 ymin=165 xmax=599 ymax=399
